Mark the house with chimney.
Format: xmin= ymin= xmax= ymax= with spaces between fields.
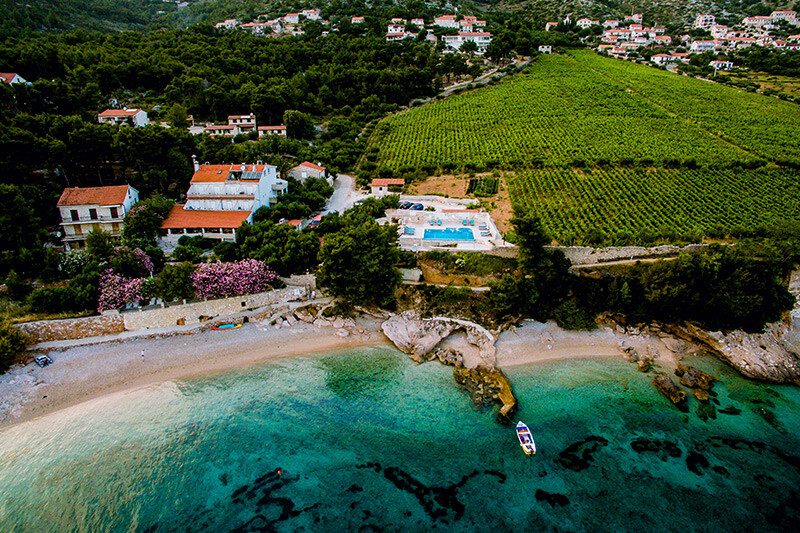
xmin=57 ymin=185 xmax=139 ymax=250
xmin=160 ymin=161 xmax=287 ymax=242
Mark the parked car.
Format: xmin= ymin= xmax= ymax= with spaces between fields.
xmin=34 ymin=355 xmax=53 ymax=368
xmin=411 ymin=203 xmax=424 ymax=211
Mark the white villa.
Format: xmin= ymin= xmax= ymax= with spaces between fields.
xmin=443 ymin=32 xmax=493 ymax=53
xmin=57 ymin=185 xmax=139 ymax=250
xmin=160 ymin=161 xmax=287 ymax=242
xmin=98 ymin=108 xmax=149 ymax=127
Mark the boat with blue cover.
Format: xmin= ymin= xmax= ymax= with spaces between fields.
xmin=516 ymin=421 xmax=536 ymax=455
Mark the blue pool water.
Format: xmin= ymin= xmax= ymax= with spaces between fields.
xmin=423 ymin=227 xmax=475 ymax=241
xmin=1 ymin=348 xmax=799 ymax=531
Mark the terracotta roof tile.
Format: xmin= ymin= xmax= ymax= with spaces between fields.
xmin=371 ymin=178 xmax=405 ymax=187
xmin=161 ymin=205 xmax=250 ymax=229
xmin=57 ymin=185 xmax=132 ymax=206
xmin=191 ymin=164 xmax=268 ymax=183
xmin=295 ymin=161 xmax=325 ymax=171
xmin=98 ymin=108 xmax=142 ymax=117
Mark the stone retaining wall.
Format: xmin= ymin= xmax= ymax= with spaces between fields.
xmin=15 ymin=315 xmax=125 ymax=344
xmin=121 ymin=287 xmax=307 ymax=331
xmin=550 ymin=244 xmax=710 ymax=266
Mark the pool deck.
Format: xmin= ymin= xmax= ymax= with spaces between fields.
xmin=386 ymin=199 xmax=513 ymax=252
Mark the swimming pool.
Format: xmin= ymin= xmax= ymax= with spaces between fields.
xmin=423 ymin=227 xmax=475 ymax=241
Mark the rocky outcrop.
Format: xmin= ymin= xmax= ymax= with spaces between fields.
xmin=665 ymin=322 xmax=800 ymax=386
xmin=653 ymin=374 xmax=687 ymax=407
xmin=675 ymin=363 xmax=716 ymax=390
xmin=381 ymin=311 xmax=497 ymax=366
xmin=453 ymin=366 xmax=516 ymax=418
xmin=381 ymin=311 xmax=515 ymax=418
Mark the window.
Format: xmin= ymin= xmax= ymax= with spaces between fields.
xmin=222 ymin=228 xmax=233 ymax=234
xmin=70 ymin=209 xmax=79 ymax=221
xmin=89 ymin=208 xmax=98 ymax=220
xmin=110 ymin=207 xmax=118 ymax=218
xmin=112 ymin=223 xmax=120 ymax=232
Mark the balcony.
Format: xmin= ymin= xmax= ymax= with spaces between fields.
xmin=61 ymin=215 xmax=124 ymax=224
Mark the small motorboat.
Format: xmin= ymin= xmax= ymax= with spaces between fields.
xmin=34 ymin=355 xmax=53 ymax=368
xmin=516 ymin=421 xmax=536 ymax=455
xmin=211 ymin=323 xmax=242 ymax=330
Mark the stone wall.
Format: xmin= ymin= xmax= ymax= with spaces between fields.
xmin=551 ymin=244 xmax=710 ymax=266
xmin=15 ymin=315 xmax=125 ymax=344
xmin=121 ymin=286 xmax=307 ymax=331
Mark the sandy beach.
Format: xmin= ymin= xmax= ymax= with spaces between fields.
xmin=0 ymin=316 xmax=683 ymax=429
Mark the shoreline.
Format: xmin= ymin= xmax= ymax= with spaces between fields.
xmin=0 ymin=317 xmax=683 ymax=430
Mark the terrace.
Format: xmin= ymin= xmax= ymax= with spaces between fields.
xmin=388 ymin=207 xmax=508 ymax=252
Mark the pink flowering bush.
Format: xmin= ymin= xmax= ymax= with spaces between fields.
xmin=98 ymin=269 xmax=147 ymax=312
xmin=192 ymin=259 xmax=276 ymax=299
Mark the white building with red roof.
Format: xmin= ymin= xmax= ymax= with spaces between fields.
xmin=258 ymin=125 xmax=286 ymax=137
xmin=98 ymin=108 xmax=148 ymax=127
xmin=57 ymin=185 xmax=139 ymax=250
xmin=351 ymin=16 xmax=365 ymax=24
xmin=0 ymin=73 xmax=27 ymax=84
xmin=371 ymin=178 xmax=405 ymax=196
xmin=160 ymin=161 xmax=287 ymax=242
xmin=288 ymin=161 xmax=329 ymax=184
xmin=434 ymin=15 xmax=459 ymax=28
xmin=443 ymin=32 xmax=493 ymax=53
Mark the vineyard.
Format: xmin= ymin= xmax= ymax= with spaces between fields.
xmin=365 ymin=51 xmax=800 ymax=240
xmin=506 ymin=167 xmax=800 ymax=242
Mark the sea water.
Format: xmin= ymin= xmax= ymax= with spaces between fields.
xmin=0 ymin=347 xmax=799 ymax=532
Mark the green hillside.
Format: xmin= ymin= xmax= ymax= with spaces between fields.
xmin=365 ymin=50 xmax=800 ymax=241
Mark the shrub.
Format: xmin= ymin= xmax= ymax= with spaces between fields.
xmin=0 ymin=323 xmax=28 ymax=373
xmin=553 ymin=300 xmax=597 ymax=330
xmin=192 ymin=259 xmax=277 ymax=299
xmin=97 ymin=270 xmax=147 ymax=312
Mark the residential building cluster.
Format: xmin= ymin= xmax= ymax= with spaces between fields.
xmin=585 ymin=9 xmax=800 ymax=68
xmin=203 ymin=114 xmax=287 ymax=138
xmin=215 ymin=9 xmax=324 ymax=37
xmin=54 ymin=158 xmax=329 ymax=249
xmin=384 ymin=14 xmax=492 ymax=53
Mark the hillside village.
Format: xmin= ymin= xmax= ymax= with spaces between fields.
xmin=570 ymin=9 xmax=800 ymax=69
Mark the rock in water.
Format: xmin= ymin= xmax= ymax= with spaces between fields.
xmin=653 ymin=374 xmax=687 ymax=408
xmin=675 ymin=363 xmax=716 ymax=390
xmin=637 ymin=358 xmax=652 ymax=372
xmin=693 ymin=389 xmax=710 ymax=402
xmin=453 ymin=366 xmax=516 ymax=417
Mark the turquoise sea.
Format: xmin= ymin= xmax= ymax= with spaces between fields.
xmin=1 ymin=347 xmax=799 ymax=532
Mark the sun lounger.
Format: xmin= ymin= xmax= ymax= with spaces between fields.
xmin=462 ymin=219 xmax=468 ymax=226
xmin=437 ymin=219 xmax=442 ymax=226
xmin=469 ymin=220 xmax=474 ymax=226
xmin=404 ymin=226 xmax=415 ymax=235
xmin=478 ymin=225 xmax=488 ymax=230
xmin=429 ymin=220 xmax=435 ymax=225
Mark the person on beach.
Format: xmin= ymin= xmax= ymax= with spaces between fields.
xmin=141 ymin=349 xmax=145 ymax=361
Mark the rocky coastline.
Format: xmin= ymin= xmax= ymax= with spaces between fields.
xmin=381 ymin=311 xmax=517 ymax=420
